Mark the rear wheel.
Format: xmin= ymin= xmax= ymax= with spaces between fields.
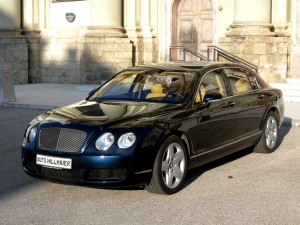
xmin=145 ymin=136 xmax=188 ymax=195
xmin=253 ymin=111 xmax=278 ymax=153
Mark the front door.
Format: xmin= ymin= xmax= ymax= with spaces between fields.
xmin=172 ymin=0 xmax=213 ymax=60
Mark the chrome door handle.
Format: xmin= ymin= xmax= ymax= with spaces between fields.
xmin=227 ymin=101 xmax=236 ymax=107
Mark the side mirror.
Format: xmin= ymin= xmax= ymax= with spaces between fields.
xmin=203 ymin=93 xmax=223 ymax=102
xmin=203 ymin=93 xmax=223 ymax=107
xmin=88 ymin=88 xmax=98 ymax=96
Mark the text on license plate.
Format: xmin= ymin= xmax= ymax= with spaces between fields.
xmin=36 ymin=154 xmax=72 ymax=169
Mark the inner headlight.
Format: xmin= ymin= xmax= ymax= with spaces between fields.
xmin=95 ymin=133 xmax=114 ymax=151
xmin=118 ymin=133 xmax=136 ymax=149
xmin=28 ymin=127 xmax=37 ymax=143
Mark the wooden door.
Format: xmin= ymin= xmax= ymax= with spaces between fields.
xmin=172 ymin=0 xmax=213 ymax=60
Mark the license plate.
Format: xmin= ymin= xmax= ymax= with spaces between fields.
xmin=36 ymin=154 xmax=72 ymax=169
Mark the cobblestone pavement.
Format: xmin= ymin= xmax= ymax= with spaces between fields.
xmin=0 ymin=107 xmax=299 ymax=225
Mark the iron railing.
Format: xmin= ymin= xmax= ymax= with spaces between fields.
xmin=169 ymin=45 xmax=210 ymax=62
xmin=169 ymin=45 xmax=258 ymax=73
xmin=207 ymin=45 xmax=258 ymax=73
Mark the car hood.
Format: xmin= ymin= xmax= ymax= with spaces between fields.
xmin=32 ymin=100 xmax=181 ymax=128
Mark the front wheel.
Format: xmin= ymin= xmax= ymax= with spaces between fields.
xmin=145 ymin=136 xmax=188 ymax=195
xmin=253 ymin=111 xmax=279 ymax=153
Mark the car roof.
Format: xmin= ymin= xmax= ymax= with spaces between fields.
xmin=126 ymin=61 xmax=251 ymax=72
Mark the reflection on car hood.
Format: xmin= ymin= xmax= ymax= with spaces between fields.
xmin=32 ymin=100 xmax=181 ymax=128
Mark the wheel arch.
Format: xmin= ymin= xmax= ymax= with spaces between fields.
xmin=261 ymin=105 xmax=280 ymax=131
xmin=152 ymin=129 xmax=193 ymax=167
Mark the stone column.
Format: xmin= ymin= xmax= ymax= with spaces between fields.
xmin=90 ymin=0 xmax=122 ymax=27
xmin=272 ymin=0 xmax=290 ymax=37
xmin=124 ymin=0 xmax=158 ymax=65
xmin=0 ymin=0 xmax=28 ymax=84
xmin=219 ymin=0 xmax=290 ymax=83
xmin=81 ymin=0 xmax=132 ymax=85
xmin=227 ymin=0 xmax=275 ymax=37
xmin=289 ymin=0 xmax=300 ymax=78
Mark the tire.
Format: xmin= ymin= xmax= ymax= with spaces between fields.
xmin=145 ymin=135 xmax=188 ymax=195
xmin=253 ymin=111 xmax=279 ymax=153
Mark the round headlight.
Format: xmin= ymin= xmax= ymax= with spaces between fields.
xmin=118 ymin=133 xmax=136 ymax=149
xmin=28 ymin=127 xmax=37 ymax=143
xmin=95 ymin=133 xmax=114 ymax=151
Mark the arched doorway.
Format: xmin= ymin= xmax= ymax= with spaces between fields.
xmin=172 ymin=0 xmax=213 ymax=59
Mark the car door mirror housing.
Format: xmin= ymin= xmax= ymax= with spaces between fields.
xmin=88 ymin=88 xmax=98 ymax=96
xmin=203 ymin=93 xmax=223 ymax=102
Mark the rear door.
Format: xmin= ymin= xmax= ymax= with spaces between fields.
xmin=223 ymin=68 xmax=266 ymax=139
xmin=194 ymin=69 xmax=238 ymax=153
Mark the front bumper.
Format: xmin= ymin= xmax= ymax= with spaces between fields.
xmin=22 ymin=147 xmax=152 ymax=188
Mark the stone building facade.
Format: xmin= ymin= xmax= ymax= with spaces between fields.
xmin=0 ymin=0 xmax=299 ymax=85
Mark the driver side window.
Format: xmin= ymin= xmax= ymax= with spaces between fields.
xmin=195 ymin=70 xmax=228 ymax=103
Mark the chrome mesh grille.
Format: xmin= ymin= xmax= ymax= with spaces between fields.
xmin=39 ymin=128 xmax=87 ymax=152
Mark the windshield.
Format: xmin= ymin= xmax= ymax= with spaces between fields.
xmin=88 ymin=70 xmax=196 ymax=103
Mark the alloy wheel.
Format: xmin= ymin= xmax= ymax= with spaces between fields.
xmin=265 ymin=116 xmax=278 ymax=149
xmin=161 ymin=143 xmax=185 ymax=189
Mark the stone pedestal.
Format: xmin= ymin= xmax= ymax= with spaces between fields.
xmin=81 ymin=27 xmax=133 ymax=85
xmin=0 ymin=29 xmax=28 ymax=84
xmin=0 ymin=65 xmax=16 ymax=103
xmin=39 ymin=27 xmax=86 ymax=84
xmin=219 ymin=36 xmax=291 ymax=83
xmin=124 ymin=0 xmax=158 ymax=66
xmin=227 ymin=0 xmax=274 ymax=37
xmin=227 ymin=22 xmax=276 ymax=37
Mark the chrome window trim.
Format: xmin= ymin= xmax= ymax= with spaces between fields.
xmin=222 ymin=66 xmax=262 ymax=96
xmin=192 ymin=68 xmax=232 ymax=106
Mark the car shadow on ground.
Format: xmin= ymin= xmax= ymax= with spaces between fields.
xmin=182 ymin=117 xmax=292 ymax=190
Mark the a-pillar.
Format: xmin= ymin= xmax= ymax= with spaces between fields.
xmin=0 ymin=0 xmax=28 ymax=85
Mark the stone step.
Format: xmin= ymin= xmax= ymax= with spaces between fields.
xmin=283 ymin=96 xmax=300 ymax=102
xmin=282 ymin=90 xmax=300 ymax=97
xmin=269 ymin=83 xmax=300 ymax=102
xmin=286 ymin=78 xmax=300 ymax=84
xmin=270 ymin=83 xmax=300 ymax=90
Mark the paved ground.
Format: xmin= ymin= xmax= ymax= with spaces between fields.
xmin=4 ymin=84 xmax=89 ymax=109
xmin=0 ymin=107 xmax=300 ymax=225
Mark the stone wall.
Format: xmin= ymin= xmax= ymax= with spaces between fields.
xmin=24 ymin=30 xmax=41 ymax=83
xmin=219 ymin=36 xmax=291 ymax=83
xmin=0 ymin=30 xmax=28 ymax=84
xmin=82 ymin=27 xmax=133 ymax=84
xmin=38 ymin=27 xmax=158 ymax=85
xmin=40 ymin=28 xmax=86 ymax=84
xmin=134 ymin=37 xmax=158 ymax=65
xmin=290 ymin=45 xmax=300 ymax=78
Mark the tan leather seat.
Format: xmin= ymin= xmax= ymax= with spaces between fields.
xmin=195 ymin=85 xmax=206 ymax=103
xmin=215 ymin=75 xmax=223 ymax=95
xmin=235 ymin=78 xmax=251 ymax=93
xmin=146 ymin=84 xmax=167 ymax=99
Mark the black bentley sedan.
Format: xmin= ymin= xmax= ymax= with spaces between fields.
xmin=22 ymin=62 xmax=284 ymax=194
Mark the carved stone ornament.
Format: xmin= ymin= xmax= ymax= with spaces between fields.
xmin=66 ymin=13 xmax=76 ymax=23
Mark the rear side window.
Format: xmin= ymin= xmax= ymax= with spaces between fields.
xmin=224 ymin=68 xmax=253 ymax=95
